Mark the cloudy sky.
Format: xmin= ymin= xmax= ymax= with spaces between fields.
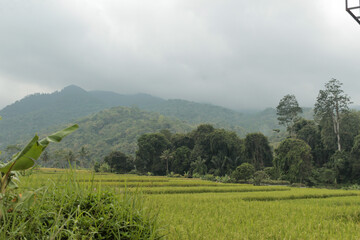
xmin=1 ymin=0 xmax=360 ymax=111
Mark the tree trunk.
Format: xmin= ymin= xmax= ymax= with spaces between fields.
xmin=335 ymin=102 xmax=341 ymax=152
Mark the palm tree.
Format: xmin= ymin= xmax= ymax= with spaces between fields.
xmin=160 ymin=149 xmax=173 ymax=175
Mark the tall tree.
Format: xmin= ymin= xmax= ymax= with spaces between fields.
xmin=104 ymin=151 xmax=133 ymax=173
xmin=135 ymin=133 xmax=170 ymax=175
xmin=78 ymin=146 xmax=89 ymax=168
xmin=292 ymin=118 xmax=327 ymax=166
xmin=244 ymin=133 xmax=273 ymax=170
xmin=274 ymin=138 xmax=313 ymax=183
xmin=190 ymin=157 xmax=207 ymax=175
xmin=160 ymin=149 xmax=173 ymax=175
xmin=276 ymin=94 xmax=302 ymax=137
xmin=314 ymin=79 xmax=351 ymax=151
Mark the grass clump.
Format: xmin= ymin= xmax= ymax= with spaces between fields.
xmin=0 ymin=171 xmax=161 ymax=240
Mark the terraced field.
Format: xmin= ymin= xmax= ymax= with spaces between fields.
xmin=22 ymin=169 xmax=360 ymax=239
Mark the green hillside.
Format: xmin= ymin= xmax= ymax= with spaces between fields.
xmin=43 ymin=106 xmax=193 ymax=166
xmin=0 ymin=85 xmax=313 ymax=154
xmin=0 ymin=85 xmax=106 ymax=145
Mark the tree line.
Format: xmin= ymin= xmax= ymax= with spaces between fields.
xmin=98 ymin=79 xmax=360 ymax=186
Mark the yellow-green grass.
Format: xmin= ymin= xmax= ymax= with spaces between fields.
xmin=19 ymin=169 xmax=360 ymax=239
xmin=145 ymin=193 xmax=360 ymax=239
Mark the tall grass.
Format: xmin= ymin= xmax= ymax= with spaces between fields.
xmin=1 ymin=169 xmax=161 ymax=239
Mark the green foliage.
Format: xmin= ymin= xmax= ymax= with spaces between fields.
xmin=99 ymin=162 xmax=111 ymax=173
xmin=253 ymin=171 xmax=269 ymax=186
xmin=292 ymin=118 xmax=328 ymax=167
xmin=201 ymin=174 xmax=216 ymax=182
xmin=232 ymin=163 xmax=255 ymax=182
xmin=350 ymin=134 xmax=360 ymax=182
xmin=328 ymin=151 xmax=351 ymax=183
xmin=309 ymin=167 xmax=336 ymax=185
xmin=0 ymin=85 xmax=299 ymax=157
xmin=190 ymin=157 xmax=207 ymax=175
xmin=274 ymin=138 xmax=313 ymax=183
xmin=314 ymin=79 xmax=352 ymax=151
xmin=1 ymin=172 xmax=160 ymax=239
xmin=104 ymin=151 xmax=134 ymax=173
xmin=46 ymin=106 xmax=192 ymax=166
xmin=263 ymin=167 xmax=278 ymax=180
xmin=134 ymin=124 xmax=247 ymax=177
xmin=0 ymin=124 xmax=78 ymax=197
xmin=135 ymin=133 xmax=171 ymax=175
xmin=93 ymin=162 xmax=101 ymax=172
xmin=339 ymin=111 xmax=360 ymax=151
xmin=276 ymin=94 xmax=302 ymax=136
xmin=0 ymin=86 xmax=104 ymax=146
xmin=244 ymin=133 xmax=273 ymax=170
xmin=170 ymin=147 xmax=191 ymax=174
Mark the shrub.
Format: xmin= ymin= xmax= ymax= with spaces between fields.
xmin=93 ymin=162 xmax=101 ymax=172
xmin=99 ymin=162 xmax=111 ymax=173
xmin=264 ymin=167 xmax=278 ymax=180
xmin=232 ymin=163 xmax=255 ymax=182
xmin=253 ymin=171 xmax=269 ymax=186
xmin=183 ymin=171 xmax=191 ymax=178
xmin=201 ymin=174 xmax=216 ymax=181
xmin=192 ymin=173 xmax=201 ymax=178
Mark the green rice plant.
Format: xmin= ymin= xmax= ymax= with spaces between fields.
xmin=132 ymin=186 xmax=290 ymax=194
xmin=16 ymin=170 xmax=360 ymax=240
xmin=145 ymin=192 xmax=360 ymax=239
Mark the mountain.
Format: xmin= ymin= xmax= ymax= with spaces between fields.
xmin=0 ymin=85 xmax=107 ymax=146
xmin=89 ymin=91 xmax=249 ymax=136
xmin=44 ymin=106 xmax=193 ymax=166
xmin=0 ymin=84 xmax=312 ymax=150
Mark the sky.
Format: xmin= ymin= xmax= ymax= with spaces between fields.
xmin=1 ymin=0 xmax=360 ymax=111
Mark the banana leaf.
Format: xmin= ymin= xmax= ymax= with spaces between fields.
xmin=0 ymin=124 xmax=78 ymax=173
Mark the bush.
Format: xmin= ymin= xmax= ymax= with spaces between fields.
xmin=93 ymin=162 xmax=101 ymax=172
xmin=232 ymin=163 xmax=255 ymax=182
xmin=264 ymin=167 xmax=278 ymax=180
xmin=99 ymin=162 xmax=111 ymax=172
xmin=253 ymin=171 xmax=269 ymax=186
xmin=183 ymin=171 xmax=191 ymax=178
xmin=219 ymin=174 xmax=233 ymax=183
xmin=201 ymin=174 xmax=216 ymax=181
xmin=192 ymin=173 xmax=201 ymax=178
xmin=128 ymin=169 xmax=142 ymax=175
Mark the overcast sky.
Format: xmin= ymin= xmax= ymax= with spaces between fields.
xmin=1 ymin=0 xmax=360 ymax=111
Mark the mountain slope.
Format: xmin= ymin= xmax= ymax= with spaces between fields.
xmin=0 ymin=85 xmax=107 ymax=146
xmin=44 ymin=106 xmax=193 ymax=165
xmin=0 ymin=85 xmax=313 ymax=150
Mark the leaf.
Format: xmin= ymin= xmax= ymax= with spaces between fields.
xmin=0 ymin=124 xmax=79 ymax=173
xmin=39 ymin=124 xmax=79 ymax=147
xmin=0 ymin=135 xmax=39 ymax=173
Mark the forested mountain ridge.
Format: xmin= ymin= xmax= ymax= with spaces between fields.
xmin=0 ymin=85 xmax=106 ymax=145
xmin=0 ymin=85 xmax=311 ymax=150
xmin=43 ymin=106 xmax=193 ymax=166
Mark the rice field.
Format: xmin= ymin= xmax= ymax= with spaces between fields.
xmin=20 ymin=169 xmax=360 ymax=239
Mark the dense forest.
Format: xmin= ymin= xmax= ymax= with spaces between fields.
xmin=32 ymin=107 xmax=193 ymax=168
